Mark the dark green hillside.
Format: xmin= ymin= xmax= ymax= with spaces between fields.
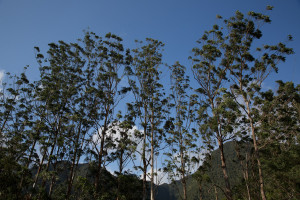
xmin=156 ymin=141 xmax=245 ymax=200
xmin=25 ymin=140 xmax=299 ymax=199
xmin=189 ymin=141 xmax=244 ymax=200
xmin=157 ymin=140 xmax=300 ymax=200
xmin=28 ymin=162 xmax=143 ymax=200
xmin=27 ymin=141 xmax=242 ymax=200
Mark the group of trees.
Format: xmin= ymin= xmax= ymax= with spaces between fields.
xmin=0 ymin=7 xmax=299 ymax=200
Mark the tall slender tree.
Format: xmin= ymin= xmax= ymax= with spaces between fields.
xmin=191 ymin=23 xmax=240 ymax=200
xmin=164 ymin=62 xmax=199 ymax=200
xmin=191 ymin=7 xmax=293 ymax=199
xmin=79 ymin=31 xmax=131 ymax=197
xmin=31 ymin=40 xmax=91 ymax=199
xmin=221 ymin=9 xmax=294 ymax=200
xmin=0 ymin=70 xmax=36 ymax=199
xmin=109 ymin=112 xmax=137 ymax=200
xmin=255 ymin=81 xmax=300 ymax=199
xmin=127 ymin=38 xmax=167 ymax=200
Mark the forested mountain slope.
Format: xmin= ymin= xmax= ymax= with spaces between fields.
xmin=156 ymin=141 xmax=244 ymax=200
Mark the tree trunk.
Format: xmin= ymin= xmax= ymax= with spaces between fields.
xmin=236 ymin=145 xmax=252 ymax=200
xmin=217 ymin=136 xmax=233 ymax=200
xmin=66 ymin=125 xmax=83 ymax=199
xmin=182 ymin=177 xmax=187 ymax=200
xmin=245 ymin=173 xmax=251 ymax=200
xmin=67 ymin=139 xmax=85 ymax=200
xmin=180 ymin=143 xmax=187 ymax=200
xmin=19 ymin=138 xmax=38 ymax=198
xmin=48 ymin=144 xmax=64 ymax=198
xmin=246 ymin=101 xmax=267 ymax=200
xmin=48 ymin=170 xmax=56 ymax=197
xmin=31 ymin=135 xmax=52 ymax=192
xmin=142 ymin=124 xmax=147 ymax=200
xmin=199 ymin=183 xmax=203 ymax=200
xmin=66 ymin=155 xmax=76 ymax=199
xmin=214 ymin=185 xmax=218 ymax=200
xmin=94 ymin=113 xmax=108 ymax=191
xmin=150 ymin=120 xmax=155 ymax=200
xmin=244 ymin=154 xmax=251 ymax=200
xmin=40 ymin=141 xmax=57 ymax=188
xmin=211 ymin=100 xmax=233 ymax=200
xmin=95 ymin=127 xmax=106 ymax=189
xmin=116 ymin=149 xmax=124 ymax=200
xmin=31 ymin=150 xmax=46 ymax=195
xmin=30 ymin=137 xmax=56 ymax=199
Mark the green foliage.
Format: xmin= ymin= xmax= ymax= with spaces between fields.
xmin=255 ymin=81 xmax=300 ymax=199
xmin=164 ymin=62 xmax=199 ymax=200
xmin=127 ymin=38 xmax=167 ymax=199
xmin=157 ymin=141 xmax=245 ymax=200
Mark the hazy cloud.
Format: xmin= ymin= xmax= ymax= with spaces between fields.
xmin=0 ymin=70 xmax=5 ymax=85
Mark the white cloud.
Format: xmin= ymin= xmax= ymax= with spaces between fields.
xmin=144 ymin=168 xmax=169 ymax=185
xmin=91 ymin=123 xmax=172 ymax=185
xmin=91 ymin=123 xmax=207 ymax=185
xmin=91 ymin=122 xmax=145 ymax=173
xmin=0 ymin=70 xmax=5 ymax=85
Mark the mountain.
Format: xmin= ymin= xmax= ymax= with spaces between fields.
xmin=29 ymin=141 xmax=246 ymax=199
xmin=156 ymin=141 xmax=245 ymax=200
xmin=36 ymin=139 xmax=299 ymax=199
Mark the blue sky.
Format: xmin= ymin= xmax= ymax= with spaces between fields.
xmin=0 ymin=0 xmax=299 ymax=87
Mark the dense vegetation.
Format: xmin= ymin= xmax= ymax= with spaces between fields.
xmin=0 ymin=7 xmax=299 ymax=200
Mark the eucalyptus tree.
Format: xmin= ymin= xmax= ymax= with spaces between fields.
xmin=0 ymin=70 xmax=36 ymax=199
xmin=192 ymin=162 xmax=211 ymax=200
xmin=191 ymin=6 xmax=293 ymax=199
xmin=190 ymin=22 xmax=240 ymax=200
xmin=31 ymin=40 xmax=91 ymax=199
xmin=256 ymin=81 xmax=300 ymax=152
xmin=109 ymin=112 xmax=137 ymax=200
xmin=164 ymin=62 xmax=199 ymax=200
xmin=254 ymin=81 xmax=300 ymax=199
xmin=79 ymin=31 xmax=131 ymax=196
xmin=233 ymin=138 xmax=253 ymax=200
xmin=27 ymin=31 xmax=130 ymax=199
xmin=126 ymin=38 xmax=167 ymax=200
xmin=217 ymin=8 xmax=294 ymax=200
